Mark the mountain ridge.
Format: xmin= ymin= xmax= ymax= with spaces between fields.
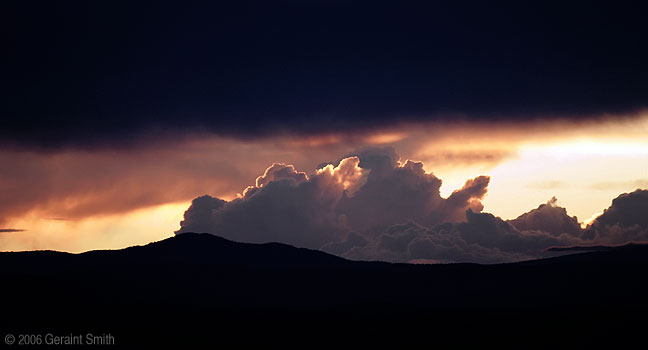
xmin=2 ymin=232 xmax=647 ymax=347
xmin=5 ymin=231 xmax=648 ymax=266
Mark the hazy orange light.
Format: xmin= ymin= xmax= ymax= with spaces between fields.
xmin=519 ymin=140 xmax=648 ymax=158
xmin=364 ymin=132 xmax=407 ymax=144
xmin=0 ymin=202 xmax=187 ymax=252
xmin=2 ymin=113 xmax=648 ymax=252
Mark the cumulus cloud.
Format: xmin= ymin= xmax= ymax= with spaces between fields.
xmin=177 ymin=148 xmax=648 ymax=264
xmin=337 ymin=220 xmax=519 ymax=264
xmin=332 ymin=147 xmax=490 ymax=234
xmin=321 ymin=232 xmax=369 ymax=256
xmin=177 ymin=147 xmax=490 ymax=250
xmin=254 ymin=164 xmax=308 ymax=188
xmin=177 ymin=196 xmax=227 ymax=235
xmin=0 ymin=135 xmax=364 ymax=225
xmin=582 ymin=189 xmax=648 ymax=243
xmin=508 ymin=197 xmax=582 ymax=237
xmin=177 ymin=156 xmax=369 ymax=248
xmin=333 ymin=210 xmax=585 ymax=264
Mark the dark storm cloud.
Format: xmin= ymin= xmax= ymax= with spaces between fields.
xmin=3 ymin=1 xmax=648 ymax=148
xmin=583 ymin=189 xmax=648 ymax=243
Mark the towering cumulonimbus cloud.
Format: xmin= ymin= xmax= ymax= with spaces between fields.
xmin=177 ymin=148 xmax=648 ymax=263
xmin=330 ymin=148 xmax=490 ymax=234
xmin=177 ymin=147 xmax=490 ymax=250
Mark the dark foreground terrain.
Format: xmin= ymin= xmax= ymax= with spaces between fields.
xmin=2 ymin=233 xmax=648 ymax=348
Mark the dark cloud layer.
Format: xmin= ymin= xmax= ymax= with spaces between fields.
xmin=3 ymin=1 xmax=648 ymax=148
xmin=178 ymin=149 xmax=648 ymax=263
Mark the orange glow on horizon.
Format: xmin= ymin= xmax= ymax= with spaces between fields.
xmin=1 ymin=113 xmax=648 ymax=252
xmin=0 ymin=202 xmax=188 ymax=253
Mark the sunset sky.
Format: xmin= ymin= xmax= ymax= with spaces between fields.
xmin=2 ymin=2 xmax=647 ymax=261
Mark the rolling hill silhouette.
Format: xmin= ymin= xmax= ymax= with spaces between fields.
xmin=1 ymin=233 xmax=647 ymax=347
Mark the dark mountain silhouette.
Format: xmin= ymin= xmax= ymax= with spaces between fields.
xmin=2 ymin=233 xmax=648 ymax=348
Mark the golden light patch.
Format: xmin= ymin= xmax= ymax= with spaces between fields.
xmin=0 ymin=202 xmax=188 ymax=253
xmin=581 ymin=212 xmax=603 ymax=229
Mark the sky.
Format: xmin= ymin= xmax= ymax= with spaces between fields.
xmin=2 ymin=1 xmax=648 ymax=261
